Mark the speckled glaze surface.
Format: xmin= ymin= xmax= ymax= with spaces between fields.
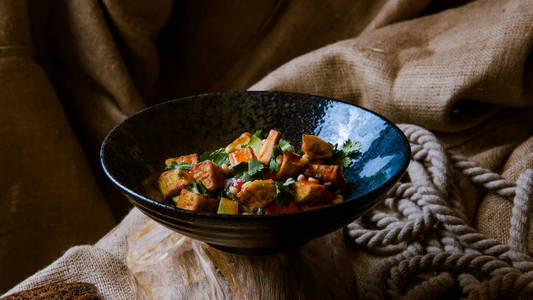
xmin=100 ymin=91 xmax=410 ymax=255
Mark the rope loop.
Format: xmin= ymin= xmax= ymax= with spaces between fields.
xmin=345 ymin=124 xmax=533 ymax=299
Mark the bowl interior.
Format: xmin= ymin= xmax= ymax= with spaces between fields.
xmin=101 ymin=91 xmax=410 ymax=216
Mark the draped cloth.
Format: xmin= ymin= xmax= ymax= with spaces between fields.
xmin=1 ymin=0 xmax=532 ymax=298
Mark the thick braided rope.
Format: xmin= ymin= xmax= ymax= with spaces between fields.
xmin=509 ymin=169 xmax=533 ymax=254
xmin=345 ymin=124 xmax=533 ymax=299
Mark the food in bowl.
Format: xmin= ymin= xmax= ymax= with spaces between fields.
xmin=157 ymin=129 xmax=360 ymax=215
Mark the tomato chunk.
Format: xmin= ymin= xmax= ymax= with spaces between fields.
xmin=265 ymin=201 xmax=300 ymax=215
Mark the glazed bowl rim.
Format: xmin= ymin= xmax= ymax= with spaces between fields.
xmin=100 ymin=90 xmax=411 ymax=220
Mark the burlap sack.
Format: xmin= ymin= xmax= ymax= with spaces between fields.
xmin=2 ymin=0 xmax=532 ymax=297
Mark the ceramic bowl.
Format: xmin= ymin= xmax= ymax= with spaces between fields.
xmin=100 ymin=91 xmax=410 ymax=255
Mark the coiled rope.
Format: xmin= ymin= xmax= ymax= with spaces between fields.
xmin=345 ymin=124 xmax=533 ymax=299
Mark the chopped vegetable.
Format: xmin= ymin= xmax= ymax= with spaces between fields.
xmin=217 ymin=197 xmax=239 ymax=214
xmin=186 ymin=178 xmax=210 ymax=197
xmin=328 ymin=139 xmax=361 ymax=168
xmin=229 ymin=147 xmax=257 ymax=165
xmin=229 ymin=159 xmax=265 ymax=182
xmin=278 ymin=139 xmax=295 ymax=152
xmin=257 ymin=129 xmax=282 ymax=165
xmin=164 ymin=161 xmax=193 ymax=171
xmin=158 ymin=130 xmax=359 ymax=214
xmin=268 ymin=178 xmax=296 ymax=207
xmin=199 ymin=148 xmax=230 ymax=166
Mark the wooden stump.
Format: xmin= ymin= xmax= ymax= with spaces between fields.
xmin=127 ymin=220 xmax=359 ymax=299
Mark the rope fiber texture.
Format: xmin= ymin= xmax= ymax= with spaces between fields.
xmin=345 ymin=124 xmax=533 ymax=300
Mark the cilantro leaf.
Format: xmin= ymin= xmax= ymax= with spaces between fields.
xmin=229 ymin=160 xmax=264 ymax=182
xmin=252 ymin=129 xmax=263 ymax=137
xmin=328 ymin=139 xmax=361 ymax=168
xmin=279 ymin=139 xmax=294 ymax=152
xmin=248 ymin=159 xmax=265 ymax=176
xmin=269 ymin=158 xmax=281 ymax=173
xmin=268 ymin=145 xmax=283 ymax=173
xmin=342 ymin=140 xmax=361 ymax=156
xmin=199 ymin=148 xmax=230 ymax=166
xmin=268 ymin=178 xmax=296 ymax=207
xmin=186 ymin=178 xmax=210 ymax=197
xmin=164 ymin=161 xmax=193 ymax=171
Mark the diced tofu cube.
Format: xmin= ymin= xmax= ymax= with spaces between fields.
xmin=176 ymin=189 xmax=218 ymax=212
xmin=229 ymin=147 xmax=257 ymax=165
xmin=217 ymin=197 xmax=239 ymax=214
xmin=301 ymin=134 xmax=332 ymax=160
xmin=237 ymin=179 xmax=277 ymax=209
xmin=308 ymin=164 xmax=347 ymax=190
xmin=257 ymin=129 xmax=281 ymax=165
xmin=165 ymin=153 xmax=199 ymax=166
xmin=293 ymin=180 xmax=334 ymax=204
xmin=158 ymin=169 xmax=191 ymax=199
xmin=190 ymin=160 xmax=226 ymax=191
xmin=225 ymin=132 xmax=251 ymax=153
xmin=276 ymin=150 xmax=306 ymax=180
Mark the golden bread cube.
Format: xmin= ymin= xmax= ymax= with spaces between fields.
xmin=276 ymin=150 xmax=306 ymax=180
xmin=309 ymin=164 xmax=347 ymax=190
xmin=237 ymin=179 xmax=277 ymax=209
xmin=177 ymin=189 xmax=218 ymax=212
xmin=190 ymin=160 xmax=226 ymax=191
xmin=158 ymin=169 xmax=191 ymax=199
xmin=301 ymin=134 xmax=332 ymax=160
xmin=293 ymin=180 xmax=333 ymax=204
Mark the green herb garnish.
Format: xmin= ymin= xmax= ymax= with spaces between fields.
xmin=268 ymin=145 xmax=283 ymax=173
xmin=328 ymin=139 xmax=361 ymax=168
xmin=186 ymin=178 xmax=210 ymax=197
xmin=199 ymin=148 xmax=230 ymax=166
xmin=229 ymin=159 xmax=265 ymax=182
xmin=267 ymin=178 xmax=296 ymax=206
xmin=164 ymin=161 xmax=193 ymax=171
xmin=279 ymin=139 xmax=294 ymax=152
xmin=241 ymin=129 xmax=264 ymax=148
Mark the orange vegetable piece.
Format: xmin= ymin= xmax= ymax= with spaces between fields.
xmin=257 ymin=129 xmax=281 ymax=165
xmin=265 ymin=201 xmax=300 ymax=215
xmin=229 ymin=147 xmax=257 ymax=165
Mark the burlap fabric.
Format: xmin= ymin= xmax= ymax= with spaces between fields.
xmin=1 ymin=0 xmax=532 ymax=298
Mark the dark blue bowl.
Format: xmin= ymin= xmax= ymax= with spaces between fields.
xmin=100 ymin=91 xmax=410 ymax=255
